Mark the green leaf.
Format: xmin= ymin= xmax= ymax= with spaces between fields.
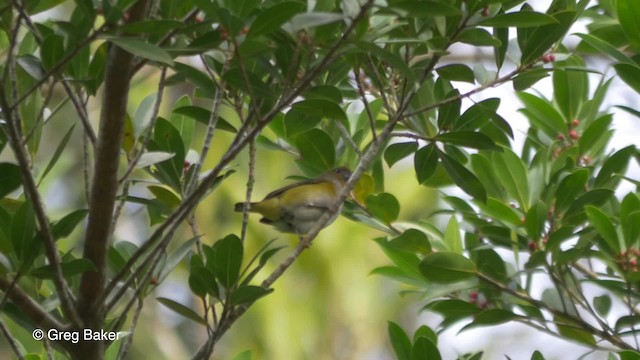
xmin=172 ymin=106 xmax=237 ymax=133
xmin=158 ymin=236 xmax=200 ymax=283
xmin=461 ymin=309 xmax=519 ymax=331
xmin=289 ymin=12 xmax=344 ymax=32
xmin=136 ymin=152 xmax=176 ymax=168
xmin=156 ymin=297 xmax=207 ymax=326
xmin=295 ymin=128 xmax=336 ymax=173
xmin=458 ymin=28 xmax=501 ymax=47
xmin=120 ymin=20 xmax=184 ymax=34
xmin=478 ymin=197 xmax=522 ymax=226
xmin=614 ymin=63 xmax=640 ymax=95
xmin=585 ymin=206 xmax=620 ymax=255
xmin=520 ymin=11 xmax=575 ymax=64
xmin=30 ymin=259 xmax=95 ymax=279
xmin=231 ymin=350 xmax=253 ymax=360
xmin=390 ymin=1 xmax=461 ymax=17
xmin=388 ymin=322 xmax=411 ymax=360
xmin=11 ymin=201 xmax=36 ymax=262
xmin=38 ymin=125 xmax=75 ymax=184
xmin=578 ymin=114 xmax=612 ymax=156
xmin=172 ymin=63 xmax=216 ymax=98
xmin=423 ymin=299 xmax=479 ymax=321
xmin=366 ymin=193 xmax=400 ymax=224
xmin=419 ymin=252 xmax=476 ymax=283
xmin=104 ymin=36 xmax=174 ymax=65
xmin=555 ymin=315 xmax=596 ymax=346
xmin=555 ymin=169 xmax=589 ymax=213
xmin=150 ymin=118 xmax=185 ymax=191
xmin=40 ymin=34 xmax=65 ymax=71
xmin=385 ymin=142 xmax=418 ymax=168
xmin=439 ymin=151 xmax=487 ymax=203
xmin=593 ymin=295 xmax=612 ymax=317
xmin=553 ymin=56 xmax=587 ymax=121
xmin=594 ymin=145 xmax=636 ymax=188
xmin=619 ymin=351 xmax=640 ymax=360
xmin=52 ymin=209 xmax=88 ymax=240
xmin=477 ymin=12 xmax=558 ymax=27
xmin=170 ymin=96 xmax=195 ymax=151
xmin=411 ymin=337 xmax=441 ymax=360
xmin=436 ymin=131 xmax=499 ymax=150
xmin=517 ymin=92 xmax=567 ymax=138
xmin=444 ymin=217 xmax=462 ymax=253
xmin=189 ymin=265 xmax=219 ymax=298
xmin=148 ymin=185 xmax=181 ymax=209
xmin=387 ymin=229 xmax=432 ymax=255
xmin=491 ymin=148 xmax=529 ymax=210
xmin=0 ymin=163 xmax=22 ymax=198
xmin=291 ymin=99 xmax=347 ymax=125
xmin=513 ymin=67 xmax=550 ymax=91
xmin=414 ymin=144 xmax=438 ymax=184
xmin=248 ymin=2 xmax=305 ymax=38
xmin=616 ymin=0 xmax=640 ymax=50
xmin=525 ymin=202 xmax=547 ymax=240
xmin=211 ymin=234 xmax=243 ymax=289
xmin=229 ymin=285 xmax=273 ymax=306
xmin=436 ymin=64 xmax=475 ymax=84
xmin=282 ymin=108 xmax=321 ymax=140
xmin=575 ymin=33 xmax=632 ymax=65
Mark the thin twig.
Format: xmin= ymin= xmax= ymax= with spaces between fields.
xmin=0 ymin=318 xmax=24 ymax=360
xmin=240 ymin=139 xmax=257 ymax=243
xmin=354 ymin=67 xmax=377 ymax=140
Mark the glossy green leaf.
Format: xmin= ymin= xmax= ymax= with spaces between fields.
xmin=38 ymin=125 xmax=75 ymax=184
xmin=461 ymin=309 xmax=519 ymax=331
xmin=248 ymin=2 xmax=305 ymax=38
xmin=436 ymin=131 xmax=499 ymax=150
xmin=555 ymin=315 xmax=596 ymax=346
xmin=513 ymin=67 xmax=550 ymax=91
xmin=388 ymin=322 xmax=411 ymax=360
xmin=477 ymin=12 xmax=558 ymax=27
xmin=616 ymin=0 xmax=640 ymax=50
xmin=578 ymin=114 xmax=612 ymax=155
xmin=594 ymin=145 xmax=636 ymax=188
xmin=211 ymin=234 xmax=243 ymax=289
xmin=491 ymin=148 xmax=529 ymax=210
xmin=525 ymin=202 xmax=547 ymax=240
xmin=387 ymin=229 xmax=432 ymax=255
xmin=295 ymin=129 xmax=336 ymax=173
xmin=553 ymin=56 xmax=587 ymax=121
xmin=366 ymin=193 xmax=400 ymax=224
xmin=440 ymin=151 xmax=487 ymax=203
xmin=189 ymin=265 xmax=219 ymax=298
xmin=575 ymin=33 xmax=632 ymax=65
xmin=105 ymin=36 xmax=174 ymax=65
xmin=229 ymin=285 xmax=273 ymax=306
xmin=593 ymin=294 xmax=612 ymax=317
xmin=172 ymin=63 xmax=216 ymax=98
xmin=459 ymin=28 xmax=501 ymax=47
xmin=419 ymin=252 xmax=476 ymax=283
xmin=30 ymin=259 xmax=95 ymax=279
xmin=172 ymin=106 xmax=238 ymax=133
xmin=11 ymin=201 xmax=36 ymax=262
xmin=520 ymin=11 xmax=575 ymax=64
xmin=52 ymin=209 xmax=88 ymax=240
xmin=517 ymin=92 xmax=566 ymax=138
xmin=411 ymin=337 xmax=441 ymax=360
xmin=478 ymin=198 xmax=522 ymax=226
xmin=289 ymin=12 xmax=344 ymax=32
xmin=0 ymin=163 xmax=22 ymax=198
xmin=614 ymin=63 xmax=640 ymax=95
xmin=414 ymin=144 xmax=438 ymax=185
xmin=156 ymin=297 xmax=207 ymax=326
xmin=391 ymin=1 xmax=461 ymax=17
xmin=555 ymin=169 xmax=589 ymax=213
xmin=40 ymin=34 xmax=65 ymax=71
xmin=385 ymin=142 xmax=418 ymax=168
xmin=120 ymin=20 xmax=184 ymax=34
xmin=444 ymin=217 xmax=462 ymax=253
xmin=585 ymin=206 xmax=619 ymax=255
xmin=282 ymin=108 xmax=321 ymax=140
xmin=436 ymin=64 xmax=474 ymax=84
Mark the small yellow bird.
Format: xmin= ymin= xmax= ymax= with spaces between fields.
xmin=234 ymin=167 xmax=352 ymax=235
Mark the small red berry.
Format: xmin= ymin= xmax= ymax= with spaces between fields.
xmin=241 ymin=27 xmax=249 ymax=35
xmin=556 ymin=134 xmax=565 ymax=141
xmin=150 ymin=277 xmax=159 ymax=285
xmin=481 ymin=6 xmax=489 ymax=17
xmin=469 ymin=291 xmax=479 ymax=303
xmin=571 ymin=119 xmax=580 ymax=127
xmin=195 ymin=17 xmax=203 ymax=23
xmin=542 ymin=54 xmax=555 ymax=63
xmin=569 ymin=129 xmax=579 ymax=140
xmin=528 ymin=241 xmax=537 ymax=252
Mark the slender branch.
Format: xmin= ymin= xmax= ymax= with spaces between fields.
xmin=477 ymin=272 xmax=634 ymax=350
xmin=115 ymin=298 xmax=144 ymax=360
xmin=0 ymin=318 xmax=24 ymax=360
xmin=240 ymin=139 xmax=257 ymax=243
xmin=354 ymin=67 xmax=377 ymax=140
xmin=0 ymin=277 xmax=68 ymax=330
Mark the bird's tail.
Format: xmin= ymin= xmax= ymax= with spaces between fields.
xmin=234 ymin=202 xmax=254 ymax=212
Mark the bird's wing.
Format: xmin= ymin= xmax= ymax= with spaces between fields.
xmin=261 ymin=178 xmax=324 ymax=200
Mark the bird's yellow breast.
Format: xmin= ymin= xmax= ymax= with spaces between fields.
xmin=252 ymin=181 xmax=338 ymax=221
